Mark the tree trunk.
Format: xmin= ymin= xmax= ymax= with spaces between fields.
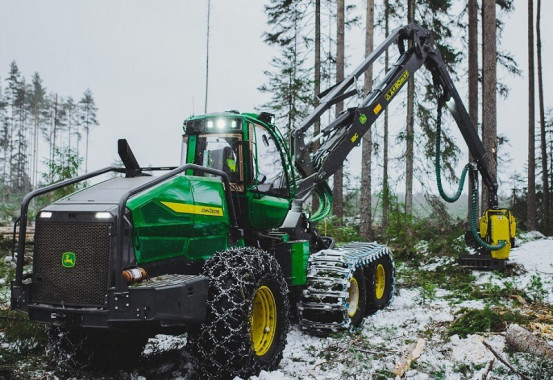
xmin=468 ymin=0 xmax=479 ymax=221
xmin=32 ymin=104 xmax=38 ymax=189
xmin=405 ymin=0 xmax=415 ymax=216
xmin=51 ymin=94 xmax=58 ymax=181
xmin=527 ymin=0 xmax=537 ymax=230
xmin=360 ymin=0 xmax=374 ymax=241
xmin=481 ymin=0 xmax=497 ymax=214
xmin=536 ymin=0 xmax=550 ymax=233
xmin=382 ymin=0 xmax=390 ymax=230
xmin=85 ymin=126 xmax=89 ymax=174
xmin=332 ymin=0 xmax=345 ymax=224
xmin=312 ymin=0 xmax=322 ymax=214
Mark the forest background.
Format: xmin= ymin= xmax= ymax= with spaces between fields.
xmin=0 ymin=0 xmax=552 ymax=239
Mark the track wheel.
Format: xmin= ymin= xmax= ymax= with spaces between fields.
xmin=365 ymin=255 xmax=395 ymax=314
xmin=346 ymin=267 xmax=367 ymax=327
xmin=189 ymin=247 xmax=290 ymax=379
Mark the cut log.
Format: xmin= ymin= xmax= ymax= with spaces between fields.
xmin=392 ymin=338 xmax=425 ymax=377
xmin=505 ymin=324 xmax=553 ymax=361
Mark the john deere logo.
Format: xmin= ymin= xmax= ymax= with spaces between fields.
xmin=62 ymin=252 xmax=76 ymax=268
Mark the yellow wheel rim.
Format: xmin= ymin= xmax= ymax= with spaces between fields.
xmin=251 ymin=285 xmax=277 ymax=356
xmin=347 ymin=277 xmax=360 ymax=317
xmin=375 ymin=264 xmax=386 ymax=300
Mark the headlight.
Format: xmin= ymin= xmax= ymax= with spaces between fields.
xmin=95 ymin=212 xmax=112 ymax=219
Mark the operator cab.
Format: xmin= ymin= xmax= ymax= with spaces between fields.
xmin=182 ymin=112 xmax=295 ymax=230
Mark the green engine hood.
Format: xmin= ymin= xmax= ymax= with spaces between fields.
xmin=126 ymin=175 xmax=230 ymax=263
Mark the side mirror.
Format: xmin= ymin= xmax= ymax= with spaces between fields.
xmin=256 ymin=173 xmax=267 ymax=185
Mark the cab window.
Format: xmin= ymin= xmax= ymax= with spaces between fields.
xmin=193 ymin=134 xmax=244 ymax=191
xmin=250 ymin=124 xmax=289 ymax=197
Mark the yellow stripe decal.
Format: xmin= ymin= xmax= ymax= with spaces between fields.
xmin=160 ymin=201 xmax=224 ymax=217
xmin=385 ymin=70 xmax=409 ymax=102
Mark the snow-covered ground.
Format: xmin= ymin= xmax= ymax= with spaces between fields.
xmin=1 ymin=232 xmax=552 ymax=379
xmin=258 ymin=232 xmax=553 ymax=380
xmin=140 ymin=232 xmax=553 ymax=379
xmin=259 ymin=232 xmax=553 ymax=379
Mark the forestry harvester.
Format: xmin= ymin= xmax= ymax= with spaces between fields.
xmin=11 ymin=24 xmax=515 ymax=378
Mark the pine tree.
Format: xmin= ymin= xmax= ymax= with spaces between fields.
xmin=360 ymin=0 xmax=375 ymax=241
xmin=481 ymin=0 xmax=498 ymax=215
xmin=382 ymin=0 xmax=391 ymax=231
xmin=259 ymin=0 xmax=313 ymax=140
xmin=332 ymin=0 xmax=345 ymax=224
xmin=0 ymin=78 xmax=7 ymax=201
xmin=3 ymin=62 xmax=19 ymax=193
xmin=311 ymin=0 xmax=322 ymax=214
xmin=27 ymin=72 xmax=47 ymax=188
xmin=404 ymin=0 xmax=415 ymax=217
xmin=527 ymin=0 xmax=537 ymax=230
xmin=467 ymin=0 xmax=479 ymax=221
xmin=5 ymin=61 xmax=31 ymax=195
xmin=63 ymin=97 xmax=78 ymax=152
xmin=47 ymin=94 xmax=67 ymax=178
xmin=78 ymin=89 xmax=98 ymax=173
xmin=536 ymin=0 xmax=550 ymax=233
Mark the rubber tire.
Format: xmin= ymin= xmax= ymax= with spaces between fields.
xmin=46 ymin=325 xmax=147 ymax=373
xmin=365 ymin=255 xmax=394 ymax=315
xmin=347 ymin=267 xmax=367 ymax=328
xmin=188 ymin=247 xmax=290 ymax=379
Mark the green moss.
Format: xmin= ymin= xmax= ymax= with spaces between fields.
xmin=448 ymin=306 xmax=527 ymax=338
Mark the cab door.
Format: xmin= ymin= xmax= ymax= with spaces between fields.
xmin=247 ymin=123 xmax=292 ymax=229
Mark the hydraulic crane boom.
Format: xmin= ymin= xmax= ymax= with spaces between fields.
xmin=292 ymin=24 xmax=498 ymax=209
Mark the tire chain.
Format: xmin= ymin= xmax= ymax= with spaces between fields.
xmin=299 ymin=242 xmax=395 ymax=334
xmin=188 ymin=246 xmax=290 ymax=379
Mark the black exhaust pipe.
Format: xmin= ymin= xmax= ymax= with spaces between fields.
xmin=118 ymin=139 xmax=142 ymax=178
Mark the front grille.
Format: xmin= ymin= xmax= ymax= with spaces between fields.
xmin=32 ymin=222 xmax=111 ymax=307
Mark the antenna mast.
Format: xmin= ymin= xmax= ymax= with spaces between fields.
xmin=204 ymin=0 xmax=211 ymax=113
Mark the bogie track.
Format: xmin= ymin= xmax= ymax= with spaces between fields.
xmin=299 ymin=242 xmax=395 ymax=335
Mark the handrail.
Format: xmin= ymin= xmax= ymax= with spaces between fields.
xmin=14 ymin=166 xmax=121 ymax=285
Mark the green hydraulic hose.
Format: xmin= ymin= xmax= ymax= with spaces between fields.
xmin=435 ymin=102 xmax=505 ymax=251
xmin=435 ymin=104 xmax=468 ymax=203
xmin=468 ymin=175 xmax=506 ymax=251
xmin=310 ymin=182 xmax=333 ymax=222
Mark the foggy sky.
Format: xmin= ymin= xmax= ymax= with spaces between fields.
xmin=1 ymin=0 xmax=552 ymax=195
